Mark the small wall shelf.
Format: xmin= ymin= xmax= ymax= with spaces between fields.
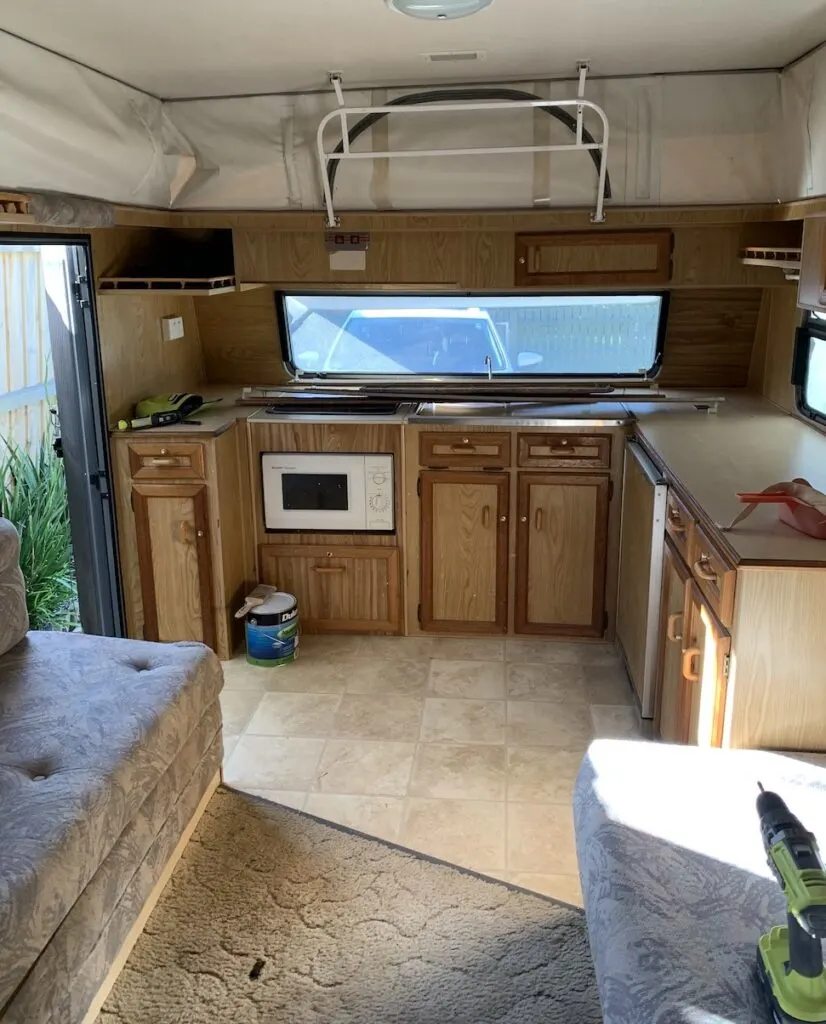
xmin=739 ymin=246 xmax=802 ymax=281
xmin=98 ymin=275 xmax=239 ymax=296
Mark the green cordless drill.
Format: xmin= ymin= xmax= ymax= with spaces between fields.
xmin=757 ymin=784 xmax=826 ymax=1024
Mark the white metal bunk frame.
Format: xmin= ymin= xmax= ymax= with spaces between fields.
xmin=316 ymin=63 xmax=610 ymax=227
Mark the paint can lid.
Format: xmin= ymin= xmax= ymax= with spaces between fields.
xmin=254 ymin=592 xmax=297 ymax=616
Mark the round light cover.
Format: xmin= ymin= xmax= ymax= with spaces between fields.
xmin=386 ymin=0 xmax=494 ymax=19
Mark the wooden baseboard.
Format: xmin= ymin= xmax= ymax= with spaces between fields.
xmin=80 ymin=770 xmax=220 ymax=1024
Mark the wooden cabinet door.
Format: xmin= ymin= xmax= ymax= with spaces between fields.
xmin=515 ymin=473 xmax=609 ymax=637
xmin=514 ymin=230 xmax=672 ymax=287
xmin=682 ymin=585 xmax=731 ymax=747
xmin=420 ymin=471 xmax=509 ymax=633
xmin=655 ymin=540 xmax=691 ymax=743
xmin=261 ymin=545 xmax=400 ymax=634
xmin=132 ymin=483 xmax=215 ymax=649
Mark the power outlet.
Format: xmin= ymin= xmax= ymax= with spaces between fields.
xmin=161 ymin=315 xmax=185 ymax=342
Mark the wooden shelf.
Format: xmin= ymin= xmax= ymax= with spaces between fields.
xmin=0 ymin=191 xmax=33 ymax=225
xmin=739 ymin=246 xmax=802 ymax=280
xmin=98 ymin=275 xmax=239 ymax=296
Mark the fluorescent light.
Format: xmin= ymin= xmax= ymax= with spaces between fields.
xmin=386 ymin=0 xmax=494 ymax=20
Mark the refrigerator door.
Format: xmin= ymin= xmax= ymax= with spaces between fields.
xmin=616 ymin=438 xmax=668 ymax=717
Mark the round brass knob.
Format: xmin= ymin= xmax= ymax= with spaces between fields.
xmin=160 ymin=448 xmax=169 ymax=455
xmin=499 ymin=515 xmax=507 ymax=522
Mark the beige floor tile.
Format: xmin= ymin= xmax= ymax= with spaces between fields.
xmin=507 ymin=803 xmax=579 ymax=874
xmin=583 ymin=665 xmax=635 ymax=706
xmin=258 ymin=658 xmax=350 ymax=693
xmin=421 ymin=698 xmax=506 ymax=744
xmin=245 ymin=692 xmax=341 ymax=737
xmin=317 ymin=739 xmax=415 ymax=796
xmin=333 ymin=694 xmax=424 ymax=742
xmin=305 ymin=794 xmax=405 ymax=843
xmin=507 ymin=746 xmax=586 ymax=803
xmin=357 ymin=636 xmax=435 ymax=659
xmin=428 ymin=660 xmax=506 ymax=699
xmin=506 ymin=640 xmax=618 ymax=666
xmin=297 ymin=635 xmax=365 ymax=661
xmin=410 ymin=743 xmax=506 ymax=800
xmin=222 ymin=734 xmax=240 ymax=761
xmin=506 ymin=701 xmax=593 ymax=747
xmin=506 ymin=663 xmax=588 ymax=703
xmin=223 ymin=736 xmax=324 ymax=791
xmin=221 ymin=657 xmax=272 ymax=692
xmin=344 ymin=658 xmax=429 ymax=696
xmin=403 ymin=798 xmax=506 ymax=872
xmin=219 ymin=691 xmax=263 ymax=738
xmin=510 ymin=873 xmax=583 ymax=907
xmin=242 ymin=789 xmax=307 ymax=811
xmin=590 ymin=704 xmax=643 ymax=739
xmin=430 ymin=637 xmax=505 ymax=661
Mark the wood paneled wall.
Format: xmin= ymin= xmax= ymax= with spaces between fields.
xmin=196 ymin=285 xmax=765 ymax=390
xmin=749 ymin=286 xmax=803 ymax=413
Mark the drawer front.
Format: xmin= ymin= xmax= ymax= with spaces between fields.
xmin=664 ymin=489 xmax=695 ymax=564
xmin=128 ymin=442 xmax=205 ymax=480
xmin=689 ymin=523 xmax=736 ymax=628
xmin=419 ymin=432 xmax=511 ymax=468
xmin=517 ymin=433 xmax=611 ymax=471
xmin=260 ymin=545 xmax=401 ymax=634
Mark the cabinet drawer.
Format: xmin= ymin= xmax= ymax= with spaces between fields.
xmin=419 ymin=432 xmax=511 ymax=468
xmin=128 ymin=442 xmax=205 ymax=480
xmin=517 ymin=433 xmax=611 ymax=471
xmin=689 ymin=523 xmax=736 ymax=628
xmin=664 ymin=489 xmax=695 ymax=564
xmin=260 ymin=545 xmax=400 ymax=634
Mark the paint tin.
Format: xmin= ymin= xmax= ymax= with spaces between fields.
xmin=245 ymin=592 xmax=299 ymax=667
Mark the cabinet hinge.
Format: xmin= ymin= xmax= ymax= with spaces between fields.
xmin=417 ymin=603 xmax=422 ymax=624
xmin=723 ymin=653 xmax=731 ymax=678
xmin=417 ymin=478 xmax=421 ymax=498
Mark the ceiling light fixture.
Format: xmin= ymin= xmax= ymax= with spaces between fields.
xmin=386 ymin=0 xmax=495 ymax=20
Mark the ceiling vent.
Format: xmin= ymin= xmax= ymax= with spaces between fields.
xmin=425 ymin=49 xmax=486 ymax=63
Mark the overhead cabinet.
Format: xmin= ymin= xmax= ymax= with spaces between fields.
xmin=515 ymin=229 xmax=673 ymax=287
xmin=798 ymin=217 xmax=826 ymax=311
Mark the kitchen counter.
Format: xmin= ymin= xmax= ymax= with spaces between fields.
xmin=111 ymin=388 xmax=251 ymax=437
xmin=631 ymin=396 xmax=826 ymax=566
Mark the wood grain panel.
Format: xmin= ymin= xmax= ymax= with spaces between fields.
xmin=688 ymin=521 xmax=737 ymax=629
xmin=798 ymin=217 xmax=826 ymax=311
xmin=515 ymin=472 xmax=609 ymax=637
xmin=132 ymin=482 xmax=215 ymax=650
xmin=247 ymin=421 xmax=403 ymax=547
xmin=655 ymin=539 xmax=691 ymax=743
xmin=516 ymin=230 xmax=672 ymax=287
xmin=420 ymin=471 xmax=509 ymax=633
xmin=517 ymin=432 xmax=611 ymax=470
xmin=684 ymin=587 xmax=730 ymax=748
xmin=727 ymin=567 xmax=826 ymax=751
xmin=749 ymin=286 xmax=802 ymax=413
xmin=420 ymin=431 xmax=511 ymax=468
xmin=127 ymin=441 xmax=205 ymax=480
xmin=658 ymin=289 xmax=762 ymax=388
xmin=194 ymin=287 xmax=283 ymax=385
xmin=260 ymin=545 xmax=400 ymax=633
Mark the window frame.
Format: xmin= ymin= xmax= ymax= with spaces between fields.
xmin=793 ymin=312 xmax=826 ymax=428
xmin=275 ymin=290 xmax=670 ymax=382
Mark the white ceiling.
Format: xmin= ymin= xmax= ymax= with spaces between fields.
xmin=1 ymin=0 xmax=824 ymax=99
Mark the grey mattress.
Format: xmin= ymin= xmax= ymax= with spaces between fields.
xmin=574 ymin=739 xmax=826 ymax=1024
xmin=0 ymin=632 xmax=223 ymax=1013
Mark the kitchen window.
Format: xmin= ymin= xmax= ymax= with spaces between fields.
xmin=279 ymin=293 xmax=668 ymax=379
xmin=795 ymin=312 xmax=826 ymax=425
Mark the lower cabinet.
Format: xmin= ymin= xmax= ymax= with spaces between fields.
xmin=132 ymin=482 xmax=216 ymax=649
xmin=655 ymin=539 xmax=691 ymax=742
xmin=261 ymin=545 xmax=401 ymax=634
xmin=514 ymin=473 xmax=609 ymax=636
xmin=419 ymin=471 xmax=509 ymax=633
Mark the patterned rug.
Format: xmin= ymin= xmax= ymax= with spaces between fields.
xmin=99 ymin=788 xmax=600 ymax=1023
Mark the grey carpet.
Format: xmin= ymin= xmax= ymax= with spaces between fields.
xmin=99 ymin=788 xmax=601 ymax=1024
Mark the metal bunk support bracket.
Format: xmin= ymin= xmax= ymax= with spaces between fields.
xmin=316 ymin=68 xmax=610 ymax=228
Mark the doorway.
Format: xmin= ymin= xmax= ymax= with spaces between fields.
xmin=0 ymin=237 xmax=123 ymax=636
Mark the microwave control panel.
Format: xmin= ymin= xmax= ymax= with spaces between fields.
xmin=364 ymin=455 xmax=394 ymax=530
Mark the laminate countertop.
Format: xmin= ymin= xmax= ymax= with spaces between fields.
xmin=630 ymin=396 xmax=826 ymax=566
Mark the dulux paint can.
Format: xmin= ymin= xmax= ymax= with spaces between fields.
xmin=245 ymin=592 xmax=299 ymax=667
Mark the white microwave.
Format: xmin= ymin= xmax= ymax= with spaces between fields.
xmin=261 ymin=453 xmax=395 ymax=532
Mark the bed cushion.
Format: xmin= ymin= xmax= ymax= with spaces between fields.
xmin=0 ymin=519 xmax=28 ymax=657
xmin=0 ymin=632 xmax=223 ymax=1012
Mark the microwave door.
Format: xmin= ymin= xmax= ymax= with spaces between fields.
xmin=262 ymin=454 xmax=366 ymax=530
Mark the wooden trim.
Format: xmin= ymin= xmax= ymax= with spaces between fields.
xmin=712 ymin=631 xmax=731 ymax=749
xmin=514 ymin=230 xmax=672 ymax=287
xmin=516 ymin=432 xmax=611 ymax=471
xmin=419 ymin=470 xmax=509 ymax=633
xmin=80 ymin=771 xmax=220 ymax=1024
xmin=132 ymin=483 xmax=216 ymax=650
xmin=678 ymin=577 xmax=697 ymax=743
xmin=514 ymin=472 xmax=610 ymax=637
xmin=654 ymin=536 xmax=692 ymax=741
xmin=419 ymin=431 xmax=511 ymax=469
xmin=127 ymin=441 xmax=206 ymax=481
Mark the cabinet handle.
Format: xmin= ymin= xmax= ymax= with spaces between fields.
xmin=682 ymin=647 xmax=701 ymax=682
xmin=148 ymin=457 xmax=179 ymax=466
xmin=196 ymin=530 xmax=204 ymax=538
xmin=668 ymin=508 xmax=686 ymax=532
xmin=499 ymin=514 xmax=507 ymax=523
xmin=694 ymin=558 xmax=718 ymax=583
xmin=520 ymin=515 xmax=528 ymax=523
xmin=450 ymin=444 xmax=477 ymax=453
xmin=534 ymin=507 xmax=543 ymax=531
xmin=666 ymin=612 xmax=682 ymax=642
xmin=481 ymin=505 xmax=491 ymax=528
xmin=312 ymin=566 xmax=346 ymax=575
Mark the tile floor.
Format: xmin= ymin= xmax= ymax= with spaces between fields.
xmin=221 ymin=634 xmax=645 ymax=907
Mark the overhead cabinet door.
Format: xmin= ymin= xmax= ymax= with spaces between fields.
xmin=420 ymin=471 xmax=509 ymax=633
xmin=515 ymin=473 xmax=609 ymax=637
xmin=515 ymin=230 xmax=673 ymax=287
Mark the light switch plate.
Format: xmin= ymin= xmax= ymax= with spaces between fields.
xmin=161 ymin=315 xmax=185 ymax=341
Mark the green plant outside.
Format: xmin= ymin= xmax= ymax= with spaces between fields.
xmin=0 ymin=433 xmax=79 ymax=631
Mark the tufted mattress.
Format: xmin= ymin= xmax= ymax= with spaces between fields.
xmin=0 ymin=632 xmax=223 ymax=1023
xmin=574 ymin=739 xmax=826 ymax=1024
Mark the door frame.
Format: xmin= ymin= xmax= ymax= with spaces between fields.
xmin=0 ymin=234 xmax=124 ymax=635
